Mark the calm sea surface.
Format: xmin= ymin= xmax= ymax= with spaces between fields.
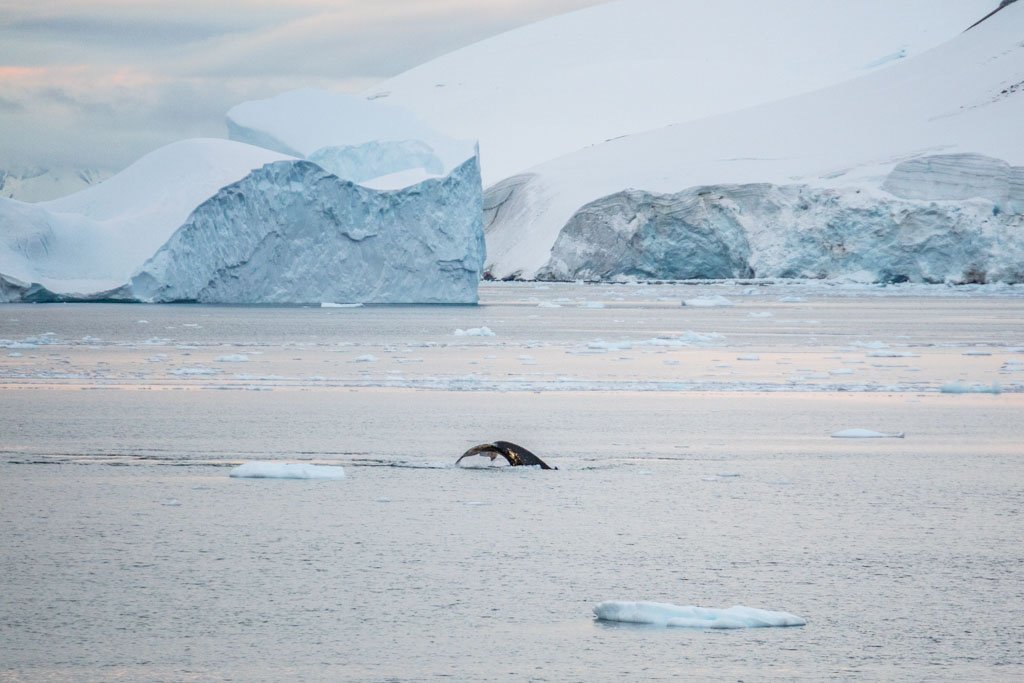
xmin=1 ymin=282 xmax=1022 ymax=681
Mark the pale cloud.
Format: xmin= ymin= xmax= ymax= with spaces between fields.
xmin=0 ymin=0 xmax=604 ymax=172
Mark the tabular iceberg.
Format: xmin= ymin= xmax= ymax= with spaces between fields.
xmin=131 ymin=157 xmax=484 ymax=304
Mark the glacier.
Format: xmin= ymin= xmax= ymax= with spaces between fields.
xmin=477 ymin=2 xmax=1024 ymax=282
xmin=536 ymin=164 xmax=1024 ymax=284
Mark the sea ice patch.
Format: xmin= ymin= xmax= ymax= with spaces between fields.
xmin=229 ymin=462 xmax=346 ymax=480
xmin=940 ymin=382 xmax=1001 ymax=395
xmin=593 ymin=601 xmax=805 ymax=629
xmin=454 ymin=326 xmax=495 ymax=337
xmin=683 ymin=296 xmax=734 ymax=308
xmin=831 ymin=429 xmax=905 ymax=438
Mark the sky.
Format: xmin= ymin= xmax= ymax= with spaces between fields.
xmin=0 ymin=0 xmax=603 ymax=173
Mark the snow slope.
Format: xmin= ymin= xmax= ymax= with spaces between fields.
xmin=0 ymin=166 xmax=110 ymax=203
xmin=0 ymin=139 xmax=291 ymax=297
xmin=367 ymin=0 xmax=995 ymax=185
xmin=483 ymin=1 xmax=1024 ymax=281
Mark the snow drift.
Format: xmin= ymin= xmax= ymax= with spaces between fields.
xmin=593 ymin=601 xmax=806 ymax=629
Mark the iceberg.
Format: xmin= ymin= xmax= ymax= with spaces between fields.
xmin=2 ymin=92 xmax=486 ymax=304
xmin=593 ymin=600 xmax=806 ymax=629
xmin=130 ymin=157 xmax=484 ymax=304
xmin=229 ymin=462 xmax=346 ymax=480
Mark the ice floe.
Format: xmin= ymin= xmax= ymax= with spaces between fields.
xmin=454 ymin=326 xmax=495 ymax=337
xmin=831 ymin=429 xmax=905 ymax=438
xmin=593 ymin=601 xmax=805 ymax=629
xmin=229 ymin=462 xmax=346 ymax=479
xmin=940 ymin=382 xmax=1001 ymax=394
xmin=682 ymin=296 xmax=734 ymax=308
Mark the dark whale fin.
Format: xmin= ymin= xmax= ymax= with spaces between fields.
xmin=456 ymin=441 xmax=556 ymax=470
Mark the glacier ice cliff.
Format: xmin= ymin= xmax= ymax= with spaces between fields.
xmin=534 ymin=155 xmax=1024 ymax=284
xmin=130 ymin=157 xmax=485 ymax=304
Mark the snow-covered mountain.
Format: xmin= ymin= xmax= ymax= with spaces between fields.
xmin=367 ymin=0 xmax=996 ymax=186
xmin=0 ymin=166 xmax=111 ymax=203
xmin=479 ymin=1 xmax=1024 ymax=282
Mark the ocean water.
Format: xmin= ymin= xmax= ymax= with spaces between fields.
xmin=1 ymin=282 xmax=1022 ymax=681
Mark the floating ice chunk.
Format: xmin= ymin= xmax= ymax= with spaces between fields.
xmin=321 ymin=302 xmax=363 ymax=308
xmin=7 ymin=352 xmax=22 ymax=357
xmin=593 ymin=601 xmax=805 ymax=629
xmin=778 ymin=296 xmax=807 ymax=303
xmin=537 ymin=302 xmax=561 ymax=308
xmin=352 ymin=354 xmax=378 ymax=363
xmin=229 ymin=462 xmax=346 ymax=479
xmin=748 ymin=311 xmax=773 ymax=318
xmin=454 ymin=326 xmax=495 ymax=337
xmin=736 ymin=354 xmax=760 ymax=361
xmin=588 ymin=340 xmax=633 ymax=351
xmin=867 ymin=350 xmax=917 ymax=358
xmin=831 ymin=429 xmax=905 ymax=439
xmin=216 ymin=354 xmax=249 ymax=362
xmin=2 ymin=341 xmax=37 ymax=349
xmin=683 ymin=296 xmax=734 ymax=308
xmin=583 ymin=301 xmax=605 ymax=309
xmin=962 ymin=350 xmax=992 ymax=356
xmin=170 ymin=366 xmax=219 ymax=376
xmin=161 ymin=499 xmax=182 ymax=507
xmin=829 ymin=368 xmax=855 ymax=375
xmin=940 ymin=382 xmax=1001 ymax=395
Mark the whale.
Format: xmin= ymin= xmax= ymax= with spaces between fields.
xmin=456 ymin=441 xmax=556 ymax=470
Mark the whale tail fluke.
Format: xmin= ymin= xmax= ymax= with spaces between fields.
xmin=456 ymin=441 xmax=556 ymax=470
